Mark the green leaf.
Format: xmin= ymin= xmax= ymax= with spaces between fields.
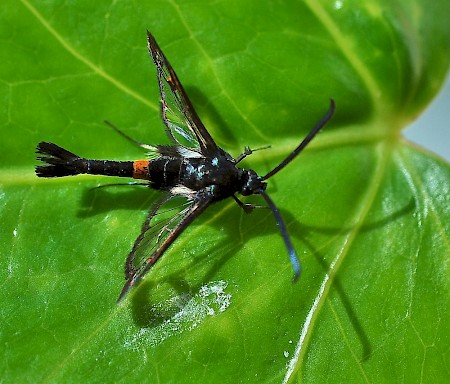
xmin=1 ymin=1 xmax=449 ymax=383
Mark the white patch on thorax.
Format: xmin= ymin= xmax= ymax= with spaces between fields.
xmin=177 ymin=147 xmax=203 ymax=158
xmin=171 ymin=185 xmax=196 ymax=198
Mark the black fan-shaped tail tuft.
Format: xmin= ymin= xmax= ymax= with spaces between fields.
xmin=36 ymin=142 xmax=84 ymax=177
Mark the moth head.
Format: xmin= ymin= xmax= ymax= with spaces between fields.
xmin=240 ymin=170 xmax=267 ymax=196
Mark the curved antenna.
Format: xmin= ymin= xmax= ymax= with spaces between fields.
xmin=262 ymin=99 xmax=335 ymax=181
xmin=261 ymin=190 xmax=300 ymax=281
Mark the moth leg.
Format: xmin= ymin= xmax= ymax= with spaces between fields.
xmin=90 ymin=181 xmax=149 ymax=191
xmin=104 ymin=120 xmax=156 ymax=151
xmin=232 ymin=195 xmax=268 ymax=214
xmin=235 ymin=145 xmax=271 ymax=164
xmin=234 ymin=147 xmax=253 ymax=164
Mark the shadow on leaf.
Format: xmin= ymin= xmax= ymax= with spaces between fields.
xmin=73 ymin=151 xmax=414 ymax=364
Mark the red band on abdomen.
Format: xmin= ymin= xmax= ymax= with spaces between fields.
xmin=133 ymin=160 xmax=150 ymax=180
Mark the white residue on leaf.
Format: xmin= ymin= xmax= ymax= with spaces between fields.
xmin=123 ymin=280 xmax=232 ymax=349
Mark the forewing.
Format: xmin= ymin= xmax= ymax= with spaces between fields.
xmin=147 ymin=32 xmax=219 ymax=156
xmin=117 ymin=192 xmax=213 ymax=302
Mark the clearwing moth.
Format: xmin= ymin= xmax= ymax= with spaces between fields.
xmin=36 ymin=32 xmax=335 ymax=302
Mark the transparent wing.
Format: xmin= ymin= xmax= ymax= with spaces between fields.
xmin=147 ymin=32 xmax=219 ymax=156
xmin=117 ymin=192 xmax=213 ymax=302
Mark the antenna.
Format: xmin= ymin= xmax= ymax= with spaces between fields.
xmin=262 ymin=99 xmax=335 ymax=181
xmin=261 ymin=190 xmax=300 ymax=281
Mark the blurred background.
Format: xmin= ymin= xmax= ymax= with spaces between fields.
xmin=405 ymin=76 xmax=450 ymax=162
